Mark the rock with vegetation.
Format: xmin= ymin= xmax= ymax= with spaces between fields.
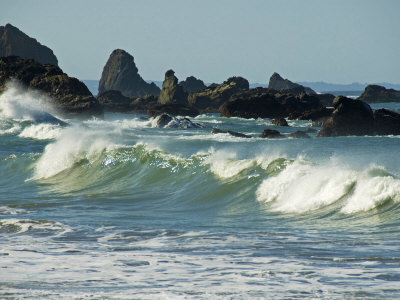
xmin=158 ymin=69 xmax=188 ymax=105
xmin=220 ymin=88 xmax=322 ymax=119
xmin=0 ymin=56 xmax=102 ymax=117
xmin=317 ymin=96 xmax=374 ymax=137
xmin=188 ymin=76 xmax=249 ymax=112
xmin=98 ymin=49 xmax=160 ymax=98
xmin=0 ymin=23 xmax=58 ymax=66
xmin=357 ymin=85 xmax=400 ymax=103
xmin=179 ymin=76 xmax=206 ymax=93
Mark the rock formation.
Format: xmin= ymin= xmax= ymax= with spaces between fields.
xmin=179 ymin=76 xmax=206 ymax=93
xmin=220 ymin=88 xmax=322 ymax=119
xmin=211 ymin=128 xmax=251 ymax=138
xmin=289 ymin=131 xmax=311 ymax=138
xmin=259 ymin=129 xmax=285 ymax=139
xmin=98 ymin=49 xmax=160 ymax=98
xmin=97 ymin=90 xmax=133 ymax=112
xmin=373 ymin=109 xmax=400 ymax=135
xmin=271 ymin=118 xmax=289 ymax=126
xmin=317 ymin=96 xmax=374 ymax=137
xmin=188 ymin=76 xmax=249 ymax=112
xmin=147 ymin=103 xmax=199 ymax=118
xmin=268 ymin=72 xmax=315 ymax=95
xmin=357 ymin=85 xmax=400 ymax=103
xmin=0 ymin=56 xmax=101 ymax=117
xmin=158 ymin=69 xmax=188 ymax=105
xmin=0 ymin=23 xmax=58 ymax=66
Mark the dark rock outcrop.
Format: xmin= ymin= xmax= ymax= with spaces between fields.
xmin=289 ymin=131 xmax=311 ymax=138
xmin=188 ymin=76 xmax=249 ymax=112
xmin=268 ymin=72 xmax=315 ymax=95
xmin=0 ymin=23 xmax=58 ymax=66
xmin=0 ymin=56 xmax=102 ymax=117
xmin=358 ymin=85 xmax=400 ymax=103
xmin=373 ymin=109 xmax=400 ymax=135
xmin=97 ymin=90 xmax=132 ymax=112
xmin=98 ymin=49 xmax=160 ymax=98
xmin=179 ymin=76 xmax=206 ymax=93
xmin=259 ymin=129 xmax=286 ymax=139
xmin=147 ymin=103 xmax=198 ymax=118
xmin=289 ymin=107 xmax=334 ymax=123
xmin=158 ymin=70 xmax=188 ymax=105
xmin=211 ymin=128 xmax=251 ymax=138
xmin=317 ymin=96 xmax=374 ymax=137
xmin=271 ymin=118 xmax=289 ymax=126
xmin=315 ymin=93 xmax=335 ymax=107
xmin=220 ymin=88 xmax=322 ymax=119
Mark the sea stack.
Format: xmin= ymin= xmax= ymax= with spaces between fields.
xmin=179 ymin=76 xmax=206 ymax=93
xmin=0 ymin=23 xmax=58 ymax=66
xmin=158 ymin=69 xmax=188 ymax=105
xmin=357 ymin=85 xmax=400 ymax=103
xmin=268 ymin=72 xmax=315 ymax=95
xmin=98 ymin=49 xmax=160 ymax=98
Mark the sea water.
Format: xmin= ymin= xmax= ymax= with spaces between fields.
xmin=1 ymin=83 xmax=400 ymax=299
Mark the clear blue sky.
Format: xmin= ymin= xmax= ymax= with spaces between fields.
xmin=1 ymin=0 xmax=399 ymax=84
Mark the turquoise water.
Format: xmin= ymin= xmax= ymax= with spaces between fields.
xmin=1 ymin=85 xmax=400 ymax=298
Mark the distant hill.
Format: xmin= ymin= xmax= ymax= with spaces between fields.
xmin=297 ymin=81 xmax=400 ymax=93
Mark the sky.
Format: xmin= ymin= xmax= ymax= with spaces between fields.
xmin=1 ymin=0 xmax=399 ymax=84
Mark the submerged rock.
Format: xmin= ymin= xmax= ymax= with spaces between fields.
xmin=0 ymin=23 xmax=58 ymax=66
xmin=98 ymin=49 xmax=160 ymax=98
xmin=158 ymin=70 xmax=188 ymax=105
xmin=151 ymin=113 xmax=202 ymax=128
xmin=259 ymin=129 xmax=286 ymax=139
xmin=289 ymin=130 xmax=311 ymax=138
xmin=179 ymin=76 xmax=206 ymax=93
xmin=211 ymin=128 xmax=251 ymax=138
xmin=0 ymin=56 xmax=102 ymax=117
xmin=358 ymin=85 xmax=400 ymax=103
xmin=317 ymin=96 xmax=374 ymax=137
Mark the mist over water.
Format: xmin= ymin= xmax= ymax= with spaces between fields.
xmin=1 ymin=83 xmax=400 ymax=298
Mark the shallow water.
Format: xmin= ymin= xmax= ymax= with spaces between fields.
xmin=1 ymin=84 xmax=400 ymax=298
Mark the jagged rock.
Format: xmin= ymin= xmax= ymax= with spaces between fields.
xmin=373 ymin=109 xmax=400 ymax=135
xmin=98 ymin=49 xmax=160 ymax=98
xmin=147 ymin=103 xmax=198 ymax=118
xmin=151 ymin=113 xmax=202 ymax=128
xmin=220 ymin=88 xmax=322 ymax=119
xmin=289 ymin=130 xmax=311 ymax=138
xmin=0 ymin=23 xmax=58 ymax=66
xmin=259 ymin=129 xmax=286 ymax=139
xmin=97 ymin=90 xmax=133 ymax=112
xmin=268 ymin=72 xmax=315 ymax=95
xmin=358 ymin=85 xmax=400 ymax=103
xmin=0 ymin=56 xmax=102 ymax=117
xmin=211 ymin=128 xmax=251 ymax=138
xmin=158 ymin=69 xmax=188 ymax=105
xmin=188 ymin=76 xmax=249 ymax=112
xmin=179 ymin=76 xmax=206 ymax=93
xmin=271 ymin=118 xmax=289 ymax=126
xmin=317 ymin=96 xmax=374 ymax=137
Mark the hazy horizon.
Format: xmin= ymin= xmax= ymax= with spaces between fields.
xmin=1 ymin=0 xmax=399 ymax=85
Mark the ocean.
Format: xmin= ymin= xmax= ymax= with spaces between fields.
xmin=1 ymin=84 xmax=400 ymax=299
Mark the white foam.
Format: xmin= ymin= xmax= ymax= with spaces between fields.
xmin=0 ymin=218 xmax=66 ymax=233
xmin=0 ymin=81 xmax=58 ymax=121
xmin=33 ymin=126 xmax=117 ymax=179
xmin=19 ymin=123 xmax=62 ymax=140
xmin=205 ymin=149 xmax=256 ymax=179
xmin=0 ymin=123 xmax=22 ymax=135
xmin=341 ymin=169 xmax=400 ymax=213
xmin=256 ymin=158 xmax=357 ymax=213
